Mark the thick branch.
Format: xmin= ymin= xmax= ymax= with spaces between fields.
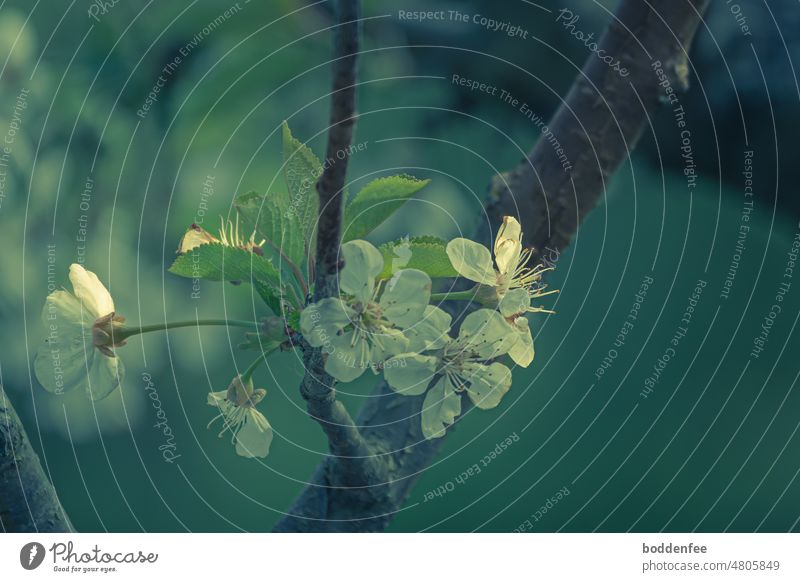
xmin=484 ymin=0 xmax=710 ymax=254
xmin=0 ymin=385 xmax=73 ymax=532
xmin=277 ymin=0 xmax=709 ymax=532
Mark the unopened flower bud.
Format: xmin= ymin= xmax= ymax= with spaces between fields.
xmin=473 ymin=284 xmax=501 ymax=308
xmin=226 ymin=375 xmax=266 ymax=407
xmin=260 ymin=316 xmax=286 ymax=342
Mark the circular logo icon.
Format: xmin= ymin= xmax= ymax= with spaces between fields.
xmin=20 ymin=542 xmax=46 ymax=570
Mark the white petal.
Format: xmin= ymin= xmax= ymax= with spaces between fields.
xmin=384 ymin=353 xmax=439 ymax=396
xmin=405 ymin=305 xmax=453 ymax=353
xmin=325 ymin=333 xmax=371 ymax=382
xmin=499 ymin=288 xmax=530 ymax=318
xmin=339 ymin=240 xmax=384 ymax=302
xmin=420 ymin=377 xmax=461 ymax=440
xmin=463 ymin=362 xmax=512 ymax=409
xmin=235 ymin=410 xmax=273 ymax=458
xmin=457 ymin=309 xmax=518 ymax=360
xmin=300 ymin=298 xmax=354 ymax=349
xmin=207 ymin=390 xmax=229 ymax=407
xmin=370 ymin=326 xmax=410 ymax=362
xmin=379 ymin=269 xmax=431 ymax=327
xmin=41 ymin=290 xmax=90 ymax=329
xmin=177 ymin=224 xmax=218 ymax=253
xmin=34 ymin=332 xmax=93 ymax=394
xmin=494 ymin=216 xmax=523 ymax=275
xmin=85 ymin=353 xmax=124 ymax=401
xmin=508 ymin=317 xmax=534 ymax=367
xmin=445 ymin=238 xmax=496 ymax=285
xmin=69 ymin=264 xmax=115 ymax=318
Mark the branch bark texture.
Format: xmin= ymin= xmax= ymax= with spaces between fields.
xmin=288 ymin=0 xmax=391 ymax=523
xmin=484 ymin=0 xmax=710 ymax=255
xmin=0 ymin=385 xmax=73 ymax=532
xmin=276 ymin=0 xmax=710 ymax=532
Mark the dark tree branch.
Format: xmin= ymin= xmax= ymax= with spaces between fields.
xmin=0 ymin=385 xmax=73 ymax=532
xmin=276 ymin=0 xmax=710 ymax=532
xmin=287 ymin=0 xmax=389 ymax=519
xmin=300 ymin=0 xmax=361 ymax=433
xmin=484 ymin=0 xmax=710 ymax=255
xmin=312 ymin=0 xmax=361 ymax=302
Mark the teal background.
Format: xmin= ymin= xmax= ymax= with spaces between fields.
xmin=1 ymin=0 xmax=799 ymax=532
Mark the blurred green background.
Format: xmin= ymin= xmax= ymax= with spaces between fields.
xmin=2 ymin=0 xmax=799 ymax=532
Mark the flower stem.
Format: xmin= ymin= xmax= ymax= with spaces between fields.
xmin=429 ymin=289 xmax=478 ymax=302
xmin=241 ymin=355 xmax=266 ymax=383
xmin=119 ymin=319 xmax=258 ymax=340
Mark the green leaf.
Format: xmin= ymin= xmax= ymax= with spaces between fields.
xmin=377 ymin=236 xmax=459 ymax=279
xmin=169 ymin=243 xmax=287 ymax=313
xmin=282 ymin=121 xmax=322 ymax=245
xmin=286 ymin=310 xmax=301 ymax=331
xmin=342 ymin=175 xmax=430 ymax=242
xmin=234 ymin=191 xmax=306 ymax=270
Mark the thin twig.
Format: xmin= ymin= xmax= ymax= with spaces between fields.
xmin=295 ymin=0 xmax=384 ymax=486
xmin=312 ymin=1 xmax=361 ymax=301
